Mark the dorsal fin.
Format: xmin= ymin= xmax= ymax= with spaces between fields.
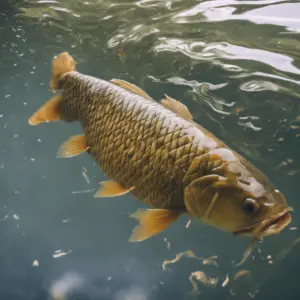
xmin=161 ymin=94 xmax=193 ymax=121
xmin=111 ymin=79 xmax=153 ymax=101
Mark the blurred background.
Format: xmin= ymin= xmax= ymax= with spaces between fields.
xmin=0 ymin=0 xmax=300 ymax=299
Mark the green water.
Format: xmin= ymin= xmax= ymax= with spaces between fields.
xmin=1 ymin=0 xmax=300 ymax=299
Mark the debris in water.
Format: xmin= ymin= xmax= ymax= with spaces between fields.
xmin=221 ymin=274 xmax=230 ymax=288
xmin=163 ymin=237 xmax=171 ymax=250
xmin=162 ymin=250 xmax=201 ymax=271
xmin=289 ymin=125 xmax=300 ymax=130
xmin=185 ymin=219 xmax=191 ymax=228
xmin=81 ymin=167 xmax=90 ymax=184
xmin=62 ymin=219 xmax=71 ymax=223
xmin=13 ymin=214 xmax=19 ymax=220
xmin=203 ymin=255 xmax=218 ymax=267
xmin=52 ymin=249 xmax=72 ymax=259
xmin=32 ymin=260 xmax=39 ymax=267
xmin=189 ymin=271 xmax=219 ymax=293
xmin=289 ymin=227 xmax=298 ymax=231
xmin=234 ymin=269 xmax=251 ymax=281
xmin=71 ymin=188 xmax=94 ymax=194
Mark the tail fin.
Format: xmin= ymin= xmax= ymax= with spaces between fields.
xmin=50 ymin=52 xmax=76 ymax=92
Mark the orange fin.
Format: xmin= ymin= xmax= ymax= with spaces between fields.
xmin=111 ymin=79 xmax=153 ymax=101
xmin=50 ymin=52 xmax=76 ymax=92
xmin=28 ymin=95 xmax=64 ymax=126
xmin=129 ymin=209 xmax=181 ymax=242
xmin=161 ymin=94 xmax=193 ymax=121
xmin=57 ymin=135 xmax=89 ymax=158
xmin=94 ymin=180 xmax=135 ymax=198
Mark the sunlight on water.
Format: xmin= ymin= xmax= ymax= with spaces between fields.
xmin=1 ymin=0 xmax=300 ymax=299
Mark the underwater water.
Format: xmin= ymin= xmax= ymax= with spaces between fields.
xmin=0 ymin=0 xmax=300 ymax=299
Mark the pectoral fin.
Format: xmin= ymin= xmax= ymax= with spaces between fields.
xmin=111 ymin=79 xmax=153 ymax=101
xmin=28 ymin=95 xmax=64 ymax=126
xmin=129 ymin=209 xmax=181 ymax=242
xmin=57 ymin=135 xmax=89 ymax=158
xmin=94 ymin=180 xmax=135 ymax=198
xmin=161 ymin=94 xmax=193 ymax=121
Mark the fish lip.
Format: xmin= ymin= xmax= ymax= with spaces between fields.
xmin=233 ymin=207 xmax=292 ymax=237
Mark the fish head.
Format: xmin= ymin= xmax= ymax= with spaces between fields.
xmin=184 ymin=148 xmax=292 ymax=238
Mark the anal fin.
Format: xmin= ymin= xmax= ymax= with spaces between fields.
xmin=94 ymin=180 xmax=135 ymax=198
xmin=57 ymin=135 xmax=89 ymax=158
xmin=161 ymin=94 xmax=193 ymax=121
xmin=129 ymin=209 xmax=181 ymax=242
xmin=111 ymin=79 xmax=153 ymax=101
xmin=28 ymin=95 xmax=64 ymax=126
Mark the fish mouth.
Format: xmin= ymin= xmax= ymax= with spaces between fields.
xmin=233 ymin=207 xmax=292 ymax=237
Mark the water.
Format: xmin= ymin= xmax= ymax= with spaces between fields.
xmin=0 ymin=0 xmax=300 ymax=299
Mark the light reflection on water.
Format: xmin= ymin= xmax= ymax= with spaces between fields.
xmin=1 ymin=0 xmax=300 ymax=299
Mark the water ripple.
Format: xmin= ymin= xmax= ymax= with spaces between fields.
xmin=16 ymin=0 xmax=300 ymax=161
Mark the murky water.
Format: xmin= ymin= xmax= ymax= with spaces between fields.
xmin=1 ymin=0 xmax=300 ymax=299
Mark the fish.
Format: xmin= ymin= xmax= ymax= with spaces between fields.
xmin=28 ymin=51 xmax=292 ymax=245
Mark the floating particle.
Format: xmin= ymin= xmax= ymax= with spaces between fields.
xmin=234 ymin=269 xmax=251 ymax=281
xmin=107 ymin=276 xmax=112 ymax=281
xmin=32 ymin=260 xmax=39 ymax=267
xmin=162 ymin=250 xmax=202 ymax=271
xmin=289 ymin=227 xmax=298 ymax=231
xmin=189 ymin=271 xmax=219 ymax=293
xmin=81 ymin=167 xmax=90 ymax=184
xmin=5 ymin=95 xmax=11 ymax=98
xmin=71 ymin=188 xmax=95 ymax=194
xmin=185 ymin=219 xmax=191 ymax=228
xmin=203 ymin=256 xmax=218 ymax=267
xmin=267 ymin=255 xmax=272 ymax=260
xmin=276 ymin=161 xmax=288 ymax=169
xmin=288 ymin=170 xmax=298 ymax=176
xmin=163 ymin=237 xmax=171 ymax=250
xmin=222 ymin=274 xmax=230 ymax=287
xmin=13 ymin=214 xmax=19 ymax=220
xmin=62 ymin=219 xmax=71 ymax=223
xmin=277 ymin=137 xmax=284 ymax=142
xmin=52 ymin=249 xmax=72 ymax=259
xmin=289 ymin=125 xmax=300 ymax=130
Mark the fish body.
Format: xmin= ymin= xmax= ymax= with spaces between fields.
xmin=59 ymin=71 xmax=223 ymax=210
xmin=29 ymin=52 xmax=292 ymax=243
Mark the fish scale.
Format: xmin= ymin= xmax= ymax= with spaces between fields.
xmin=61 ymin=72 xmax=215 ymax=208
xmin=76 ymin=79 xmax=196 ymax=207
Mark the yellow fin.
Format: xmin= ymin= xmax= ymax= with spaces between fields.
xmin=161 ymin=94 xmax=193 ymax=121
xmin=111 ymin=79 xmax=153 ymax=101
xmin=57 ymin=135 xmax=89 ymax=158
xmin=129 ymin=209 xmax=181 ymax=242
xmin=50 ymin=52 xmax=76 ymax=92
xmin=94 ymin=180 xmax=135 ymax=198
xmin=28 ymin=95 xmax=63 ymax=126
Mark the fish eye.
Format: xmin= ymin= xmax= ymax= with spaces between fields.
xmin=243 ymin=198 xmax=259 ymax=215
